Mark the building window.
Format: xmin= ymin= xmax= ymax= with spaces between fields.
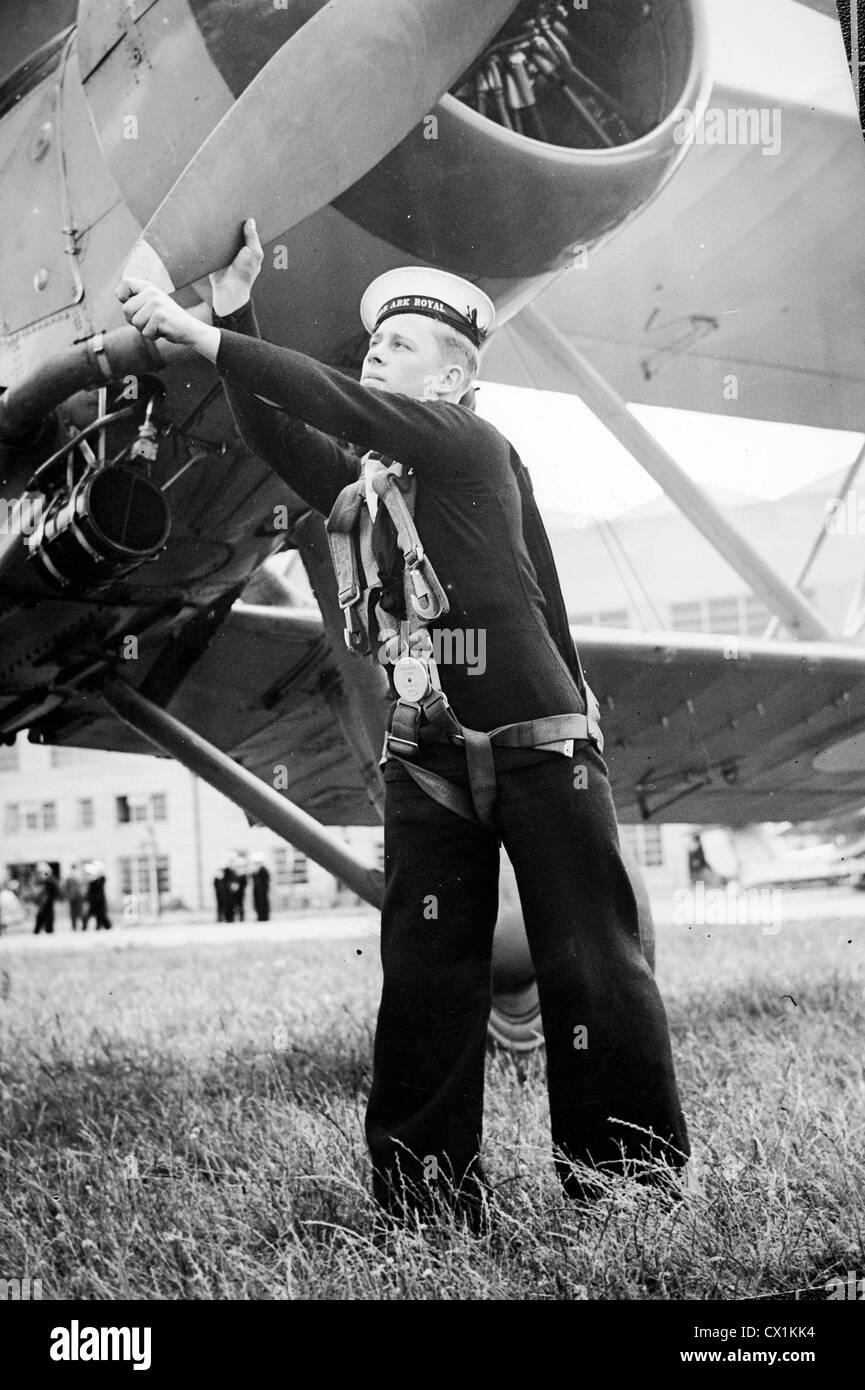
xmin=156 ymin=857 xmax=170 ymax=893
xmin=273 ymin=847 xmax=290 ymax=887
xmin=118 ymin=857 xmax=134 ymax=896
xmin=642 ymin=825 xmax=664 ymax=867
xmin=49 ymin=747 xmax=84 ymax=768
xmin=569 ymin=610 xmax=631 ymax=628
xmin=117 ymin=793 xmax=167 ymax=824
xmin=670 ymin=601 xmax=704 ymax=632
xmin=0 ymin=742 xmax=19 ymax=772
xmin=744 ymin=595 xmax=771 ymax=637
xmin=10 ymin=801 xmax=58 ymax=832
xmin=706 ymin=597 xmax=741 ymax=635
xmin=670 ymin=593 xmax=816 ymax=641
xmin=119 ymin=855 xmax=171 ymax=896
xmin=619 ymin=824 xmax=665 ymax=868
xmin=291 ymin=851 xmax=308 ymax=886
xmin=77 ymin=798 xmax=94 ymax=829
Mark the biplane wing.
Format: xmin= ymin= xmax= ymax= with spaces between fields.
xmin=30 ymin=604 xmax=865 ymax=829
xmin=25 ymin=601 xmax=382 ymax=827
xmin=483 ymin=0 xmax=865 ymax=433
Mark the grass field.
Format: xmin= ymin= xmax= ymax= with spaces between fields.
xmin=1 ymin=910 xmax=863 ymax=1301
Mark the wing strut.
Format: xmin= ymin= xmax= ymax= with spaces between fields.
xmin=100 ymin=675 xmax=384 ymax=910
xmin=513 ymin=306 xmax=832 ymax=642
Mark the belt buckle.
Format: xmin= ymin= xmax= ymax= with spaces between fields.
xmin=385 ymin=730 xmax=420 ymax=759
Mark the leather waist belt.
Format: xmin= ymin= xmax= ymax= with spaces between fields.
xmin=383 ymin=702 xmax=602 ymax=831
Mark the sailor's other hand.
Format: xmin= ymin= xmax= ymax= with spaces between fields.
xmin=117 ymin=278 xmax=199 ymax=345
xmin=209 ymin=217 xmax=264 ymax=316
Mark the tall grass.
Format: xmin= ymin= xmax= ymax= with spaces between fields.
xmin=1 ymin=914 xmax=862 ymax=1299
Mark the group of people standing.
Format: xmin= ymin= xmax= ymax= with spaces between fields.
xmin=5 ymin=860 xmax=112 ymax=936
xmin=214 ymin=853 xmax=270 ymax=923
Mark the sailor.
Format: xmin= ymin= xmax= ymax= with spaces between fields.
xmin=82 ymin=860 xmax=112 ymax=932
xmin=250 ymin=853 xmax=271 ymax=922
xmin=64 ymin=861 xmax=86 ymax=931
xmin=32 ymin=861 xmax=60 ymax=935
xmin=119 ymin=221 xmax=690 ymax=1226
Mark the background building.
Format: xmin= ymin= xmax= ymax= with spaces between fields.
xmin=0 ymin=737 xmax=382 ymax=918
xmin=550 ymin=467 xmax=855 ymax=638
xmin=544 ymin=465 xmax=863 ymax=890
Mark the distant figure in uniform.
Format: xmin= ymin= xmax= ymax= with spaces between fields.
xmin=214 ymin=862 xmax=230 ymax=922
xmin=64 ymin=862 xmax=86 ymax=931
xmin=120 ymin=222 xmax=691 ymax=1229
xmin=229 ymin=855 xmax=248 ymax=922
xmin=219 ymin=864 xmax=237 ymax=922
xmin=32 ymin=862 xmax=60 ymax=935
xmin=251 ymin=854 xmax=271 ymax=922
xmin=687 ymin=833 xmax=708 ymax=885
xmin=82 ymin=861 xmax=112 ymax=931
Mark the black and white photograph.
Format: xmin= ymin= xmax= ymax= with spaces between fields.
xmin=1 ymin=0 xmax=864 ymax=1346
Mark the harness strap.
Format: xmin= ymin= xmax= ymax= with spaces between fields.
xmin=372 ymin=470 xmax=449 ymax=622
xmin=325 ymin=456 xmax=449 ymax=660
xmin=325 ymin=480 xmax=369 ymax=654
xmin=382 ymin=705 xmax=603 ymax=829
xmin=388 ymin=755 xmax=480 ymax=824
xmin=461 ymin=727 xmax=498 ymax=828
xmin=490 ymin=711 xmax=602 ymax=754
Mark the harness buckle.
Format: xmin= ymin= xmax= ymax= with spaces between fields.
xmin=409 ymin=561 xmax=448 ymax=618
xmin=342 ymin=604 xmax=367 ymax=652
xmin=384 ymin=699 xmax=422 ymax=760
xmin=337 ymin=582 xmax=361 ymax=610
xmin=384 ymin=732 xmax=420 ymax=758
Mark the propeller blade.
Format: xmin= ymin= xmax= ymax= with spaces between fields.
xmin=123 ymin=0 xmax=521 ymax=291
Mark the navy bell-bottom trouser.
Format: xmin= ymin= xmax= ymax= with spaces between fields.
xmin=365 ymin=740 xmax=690 ymax=1216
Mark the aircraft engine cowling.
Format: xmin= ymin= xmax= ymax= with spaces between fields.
xmin=336 ymin=0 xmax=709 ymax=312
xmin=76 ymin=0 xmax=707 ymax=344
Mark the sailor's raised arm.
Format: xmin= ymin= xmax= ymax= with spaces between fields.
xmin=118 ymin=226 xmax=506 ymax=485
xmin=211 ymin=326 xmax=503 ymax=484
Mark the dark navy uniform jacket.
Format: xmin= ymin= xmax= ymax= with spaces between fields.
xmin=214 ymin=300 xmax=584 ymax=733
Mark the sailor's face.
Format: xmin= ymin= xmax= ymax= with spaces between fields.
xmin=361 ymin=314 xmax=447 ymax=399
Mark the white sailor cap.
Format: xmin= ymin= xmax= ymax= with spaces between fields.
xmin=360 ymin=267 xmax=495 ymax=349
